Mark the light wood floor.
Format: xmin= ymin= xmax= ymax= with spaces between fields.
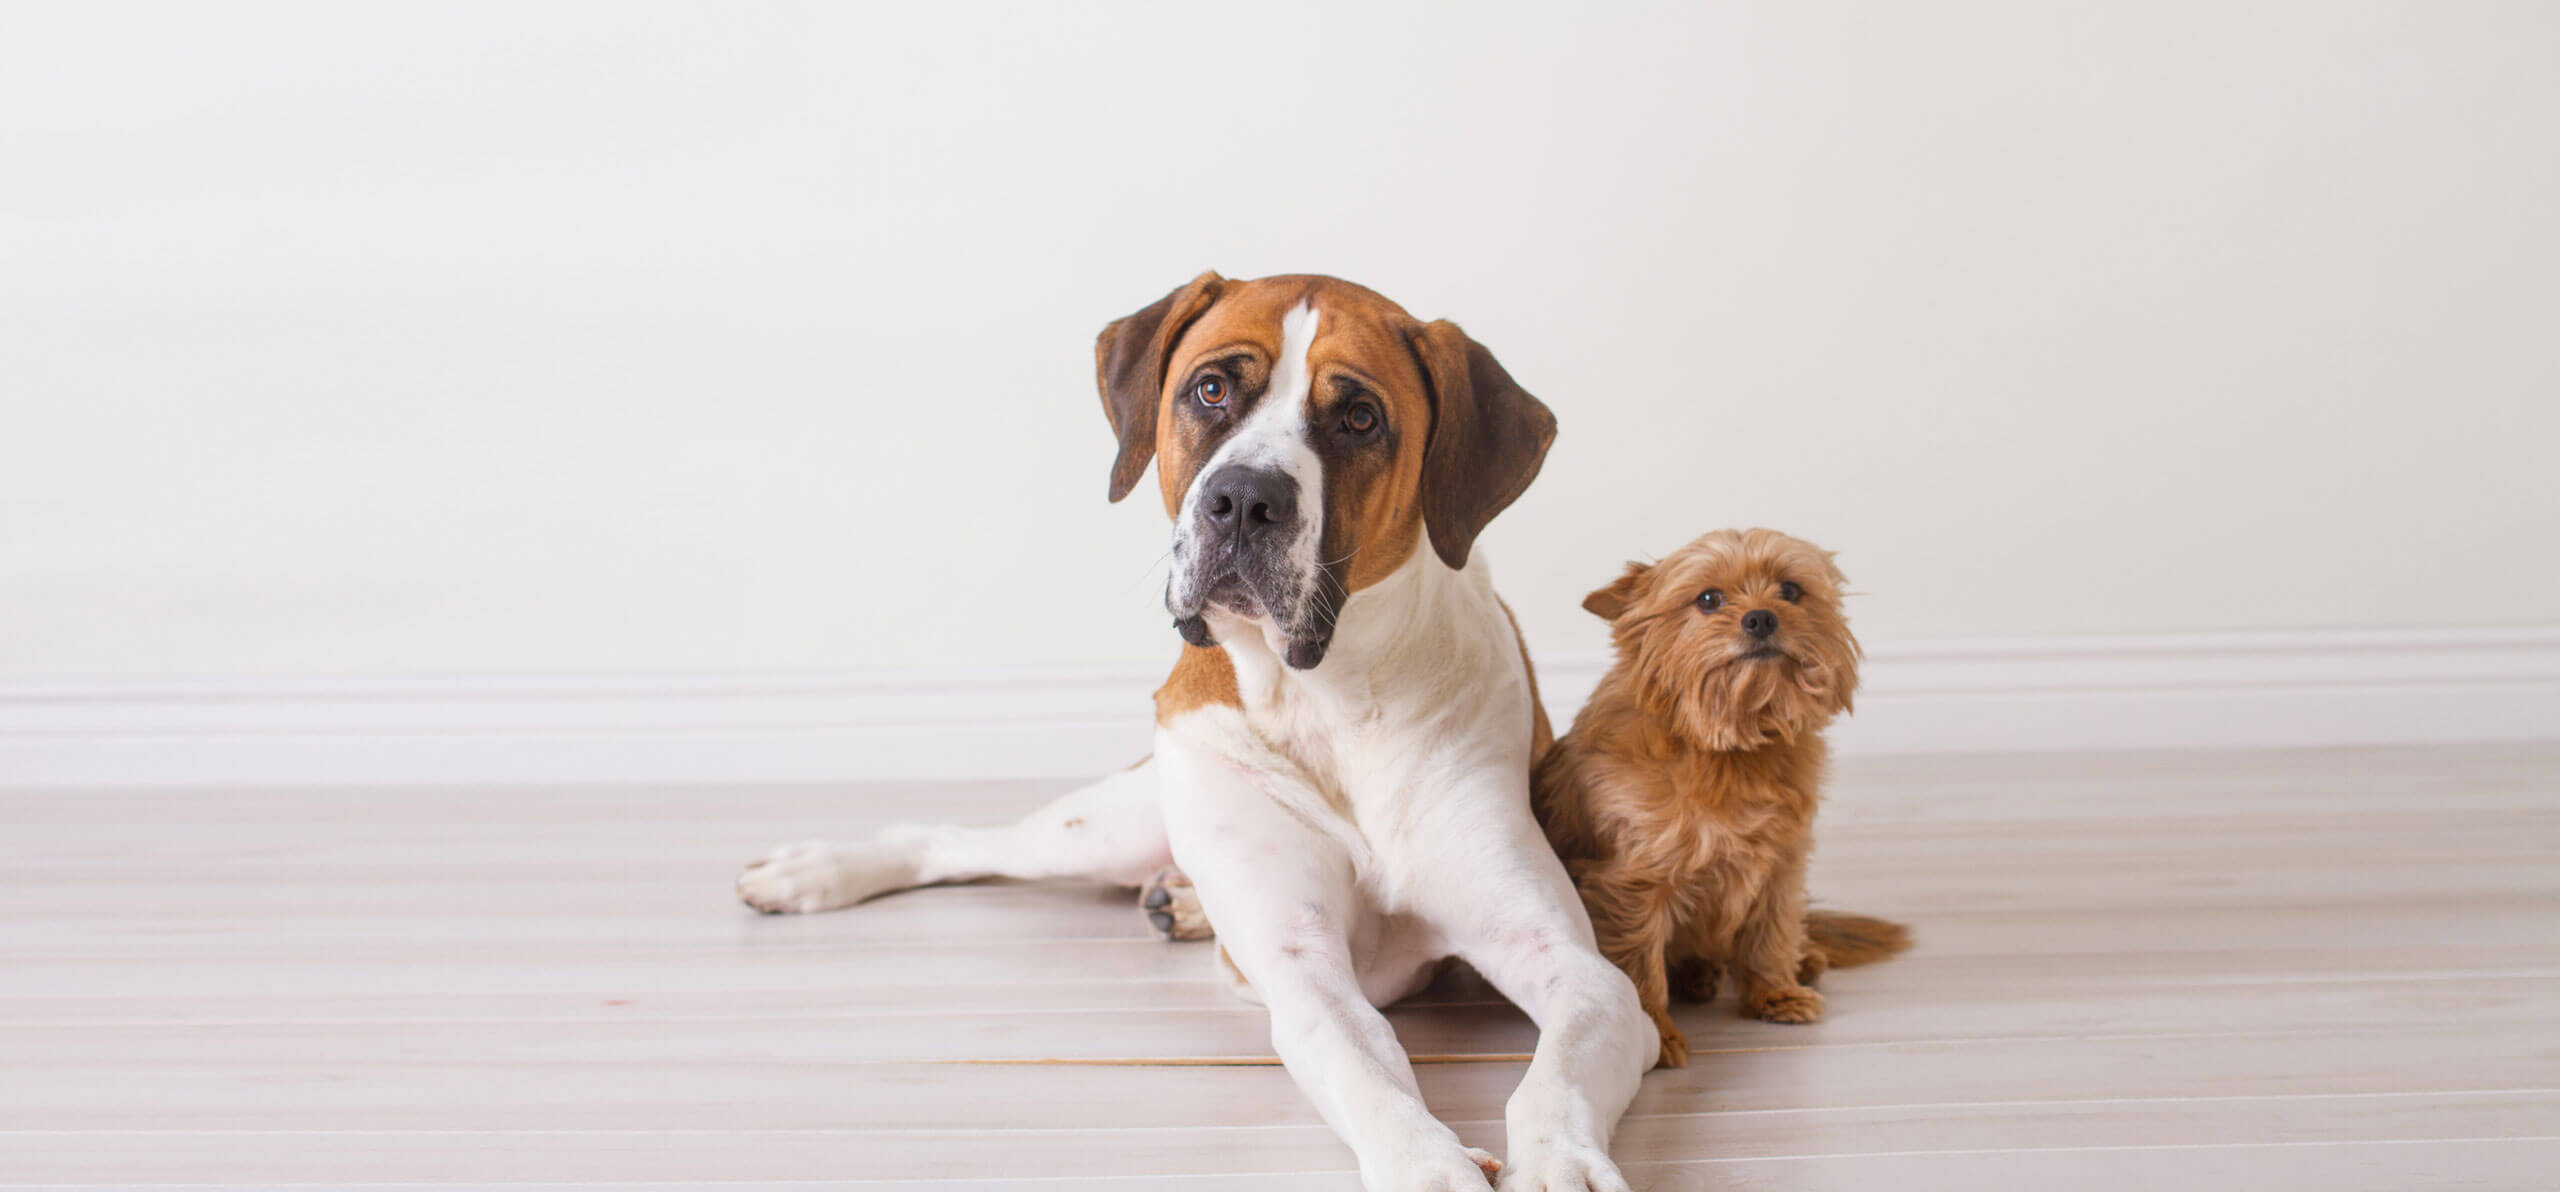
xmin=5 ymin=744 xmax=2557 ymax=1189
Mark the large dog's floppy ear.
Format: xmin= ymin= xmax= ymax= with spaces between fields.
xmin=1581 ymin=561 xmax=1653 ymax=622
xmin=1094 ymin=271 xmax=1226 ymax=502
xmin=1405 ymin=320 xmax=1559 ymax=569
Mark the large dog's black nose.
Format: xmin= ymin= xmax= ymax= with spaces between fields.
xmin=1741 ymin=609 xmax=1778 ymax=639
xmin=1198 ymin=466 xmax=1299 ymax=543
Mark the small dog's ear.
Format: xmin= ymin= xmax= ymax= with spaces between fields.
xmin=1405 ymin=319 xmax=1558 ymax=569
xmin=1821 ymin=548 xmax=1851 ymax=590
xmin=1582 ymin=561 xmax=1652 ymax=622
xmin=1095 ymin=271 xmax=1226 ymax=503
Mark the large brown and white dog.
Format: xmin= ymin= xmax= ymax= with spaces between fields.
xmin=738 ymin=273 xmax=1654 ymax=1191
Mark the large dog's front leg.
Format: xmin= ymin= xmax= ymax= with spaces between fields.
xmin=1157 ymin=732 xmax=1499 ymax=1192
xmin=1424 ymin=776 xmax=1655 ymax=1192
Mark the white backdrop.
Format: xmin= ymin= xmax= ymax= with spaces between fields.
xmin=4 ymin=1 xmax=2555 ymax=681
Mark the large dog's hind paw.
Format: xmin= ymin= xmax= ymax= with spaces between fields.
xmin=736 ymin=838 xmax=918 ymax=914
xmin=1139 ymin=866 xmax=1213 ymax=940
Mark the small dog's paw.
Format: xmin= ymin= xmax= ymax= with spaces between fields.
xmin=1497 ymin=1140 xmax=1631 ymax=1192
xmin=1139 ymin=866 xmax=1213 ymax=941
xmin=736 ymin=839 xmax=915 ymax=914
xmin=1648 ymin=1007 xmax=1689 ymax=1069
xmin=1654 ymin=1018 xmax=1690 ymax=1069
xmin=1746 ymin=985 xmax=1825 ymax=1024
xmin=1796 ymin=947 xmax=1828 ymax=987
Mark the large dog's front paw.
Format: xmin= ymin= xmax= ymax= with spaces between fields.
xmin=736 ymin=838 xmax=917 ymax=914
xmin=1139 ymin=866 xmax=1213 ymax=940
xmin=1496 ymin=1140 xmax=1630 ymax=1192
xmin=1363 ymin=1141 xmax=1499 ymax=1191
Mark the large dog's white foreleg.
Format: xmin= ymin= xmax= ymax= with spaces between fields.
xmin=1420 ymin=775 xmax=1654 ymax=1192
xmin=1158 ymin=730 xmax=1500 ymax=1192
xmin=737 ymin=759 xmax=1171 ymax=914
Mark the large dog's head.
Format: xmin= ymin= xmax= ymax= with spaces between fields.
xmin=1093 ymin=272 xmax=1556 ymax=670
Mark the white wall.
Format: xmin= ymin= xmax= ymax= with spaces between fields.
xmin=4 ymin=1 xmax=2555 ymax=681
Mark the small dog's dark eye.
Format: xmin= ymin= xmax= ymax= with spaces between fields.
xmin=1696 ymin=589 xmax=1724 ymax=612
xmin=1191 ymin=374 xmax=1229 ymax=408
xmin=1779 ymin=581 xmax=1803 ymax=603
xmin=1339 ymin=401 xmax=1380 ymax=436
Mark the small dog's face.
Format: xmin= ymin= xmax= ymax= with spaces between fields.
xmin=1583 ymin=528 xmax=1861 ymax=751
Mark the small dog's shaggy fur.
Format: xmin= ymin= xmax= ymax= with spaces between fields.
xmin=1535 ymin=528 xmax=1910 ymax=1067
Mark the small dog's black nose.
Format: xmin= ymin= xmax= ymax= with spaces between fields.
xmin=1741 ymin=609 xmax=1778 ymax=639
xmin=1198 ymin=466 xmax=1299 ymax=543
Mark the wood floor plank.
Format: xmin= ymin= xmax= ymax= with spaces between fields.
xmin=5 ymin=1020 xmax=2549 ymax=1133
xmin=1 ymin=895 xmax=2550 ymax=1001
xmin=8 ymin=809 xmax=2552 ymax=922
xmin=5 ymin=967 xmax=2554 ymax=1072
xmin=5 ymin=947 xmax=2547 ymax=1022
xmin=18 ymin=1136 xmax=2550 ymax=1190
xmin=16 ymin=1138 xmax=2556 ymax=1191
xmin=1624 ymin=1137 xmax=2560 ymax=1192
xmin=4 ymin=741 xmax=2553 ymax=829
xmin=6 ymin=1090 xmax=2553 ymax=1183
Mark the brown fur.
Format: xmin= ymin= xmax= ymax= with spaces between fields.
xmin=1534 ymin=528 xmax=1909 ymax=1067
xmin=1154 ymin=643 xmax=1241 ymax=728
xmin=1499 ymin=595 xmax=1556 ymax=761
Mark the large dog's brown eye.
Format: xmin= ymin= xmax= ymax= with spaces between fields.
xmin=1190 ymin=374 xmax=1229 ymax=408
xmin=1340 ymin=401 xmax=1380 ymax=436
xmin=1696 ymin=589 xmax=1725 ymax=612
xmin=1779 ymin=581 xmax=1803 ymax=603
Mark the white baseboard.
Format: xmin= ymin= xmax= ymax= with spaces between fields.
xmin=3 ymin=627 xmax=2555 ymax=787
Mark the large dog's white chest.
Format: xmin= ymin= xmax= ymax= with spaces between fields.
xmin=1186 ymin=547 xmax=1541 ymax=915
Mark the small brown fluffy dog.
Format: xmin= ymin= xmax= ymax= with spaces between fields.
xmin=1535 ymin=528 xmax=1909 ymax=1067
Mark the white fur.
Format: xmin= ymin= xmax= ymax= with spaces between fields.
xmin=736 ymin=764 xmax=1169 ymax=913
xmin=739 ymin=301 xmax=1653 ymax=1191
xmin=1167 ymin=303 xmax=1326 ymax=620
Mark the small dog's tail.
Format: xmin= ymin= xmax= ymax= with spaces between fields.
xmin=1805 ymin=909 xmax=1911 ymax=968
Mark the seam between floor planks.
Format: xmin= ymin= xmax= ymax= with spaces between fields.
xmin=6 ymin=1138 xmax=2556 ymax=1189
xmin=8 ymin=1085 xmax=2555 ymax=1138
xmin=10 ymin=1024 xmax=2549 ymax=1066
